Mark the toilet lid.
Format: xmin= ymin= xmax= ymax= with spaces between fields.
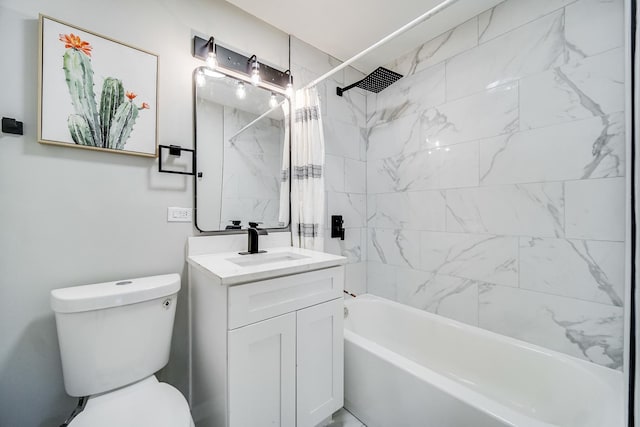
xmin=69 ymin=376 xmax=193 ymax=427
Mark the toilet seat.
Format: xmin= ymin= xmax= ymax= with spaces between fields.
xmin=68 ymin=376 xmax=194 ymax=427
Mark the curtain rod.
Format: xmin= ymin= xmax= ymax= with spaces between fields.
xmin=229 ymin=0 xmax=459 ymax=140
xmin=228 ymin=99 xmax=287 ymax=142
xmin=302 ymin=0 xmax=461 ymax=90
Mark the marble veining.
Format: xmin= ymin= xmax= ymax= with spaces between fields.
xmin=520 ymin=237 xmax=624 ymax=306
xmin=479 ymin=113 xmax=625 ymax=185
xmin=479 ymin=284 xmax=623 ymax=369
xmin=371 ymin=63 xmax=445 ymax=127
xmin=446 ymin=9 xmax=565 ymax=101
xmin=565 ymin=0 xmax=625 ymax=59
xmin=520 ymin=48 xmax=625 ymax=130
xmin=367 ymin=142 xmax=478 ymax=194
xmin=368 ymin=228 xmax=420 ymax=269
xmin=324 ymin=228 xmax=363 ymax=264
xmin=221 ymin=198 xmax=280 ymax=228
xmin=387 ymin=18 xmax=478 ymax=78
xmin=421 ymin=83 xmax=519 ymax=148
xmin=396 ymin=269 xmax=480 ymax=325
xmin=420 ymin=232 xmax=518 ymax=287
xmin=478 ymin=0 xmax=575 ymax=44
xmin=328 ymin=192 xmax=366 ymax=229
xmin=445 ymin=183 xmax=565 ymax=237
xmin=367 ymin=113 xmax=422 ymax=161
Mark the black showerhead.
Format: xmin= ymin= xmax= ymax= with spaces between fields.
xmin=336 ymin=67 xmax=403 ymax=97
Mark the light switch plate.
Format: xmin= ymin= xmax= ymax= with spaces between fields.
xmin=167 ymin=207 xmax=192 ymax=222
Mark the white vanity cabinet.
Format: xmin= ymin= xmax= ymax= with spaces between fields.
xmin=188 ymin=248 xmax=346 ymax=427
xmin=228 ymin=312 xmax=296 ymax=426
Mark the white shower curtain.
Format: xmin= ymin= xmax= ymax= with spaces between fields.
xmin=290 ymin=87 xmax=325 ymax=251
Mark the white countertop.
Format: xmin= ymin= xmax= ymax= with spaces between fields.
xmin=187 ymin=246 xmax=347 ymax=286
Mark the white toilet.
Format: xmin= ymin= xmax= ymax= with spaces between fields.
xmin=50 ymin=274 xmax=195 ymax=427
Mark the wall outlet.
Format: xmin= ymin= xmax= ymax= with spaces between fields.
xmin=167 ymin=207 xmax=192 ymax=223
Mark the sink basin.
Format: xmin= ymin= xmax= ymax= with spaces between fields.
xmin=228 ymin=252 xmax=309 ymax=267
xmin=187 ymin=245 xmax=346 ymax=286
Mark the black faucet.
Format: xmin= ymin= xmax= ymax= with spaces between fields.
xmin=239 ymin=222 xmax=268 ymax=255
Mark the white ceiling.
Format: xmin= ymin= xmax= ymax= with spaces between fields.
xmin=225 ymin=0 xmax=503 ymax=73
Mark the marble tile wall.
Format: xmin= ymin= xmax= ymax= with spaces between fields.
xmin=220 ymin=107 xmax=284 ymax=229
xmin=365 ymin=0 xmax=626 ymax=369
xmin=291 ymin=37 xmax=368 ymax=295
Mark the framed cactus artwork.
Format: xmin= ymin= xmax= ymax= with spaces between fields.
xmin=38 ymin=15 xmax=158 ymax=157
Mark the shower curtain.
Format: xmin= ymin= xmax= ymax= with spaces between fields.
xmin=290 ymin=87 xmax=325 ymax=251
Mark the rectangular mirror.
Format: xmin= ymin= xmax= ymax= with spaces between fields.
xmin=194 ymin=67 xmax=290 ymax=232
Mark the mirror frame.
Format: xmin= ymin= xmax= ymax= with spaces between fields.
xmin=192 ymin=65 xmax=292 ymax=234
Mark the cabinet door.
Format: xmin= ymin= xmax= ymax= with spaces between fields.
xmin=296 ymin=299 xmax=344 ymax=427
xmin=228 ymin=312 xmax=296 ymax=427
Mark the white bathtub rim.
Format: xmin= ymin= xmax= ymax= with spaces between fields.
xmin=344 ymin=294 xmax=624 ymax=426
xmin=345 ymin=294 xmax=623 ymax=382
xmin=345 ymin=329 xmax=549 ymax=427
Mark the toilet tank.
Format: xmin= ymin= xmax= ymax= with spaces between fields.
xmin=50 ymin=274 xmax=181 ymax=397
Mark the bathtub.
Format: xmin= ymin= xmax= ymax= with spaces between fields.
xmin=343 ymin=294 xmax=624 ymax=427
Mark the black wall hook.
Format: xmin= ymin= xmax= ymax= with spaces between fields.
xmin=2 ymin=117 xmax=23 ymax=135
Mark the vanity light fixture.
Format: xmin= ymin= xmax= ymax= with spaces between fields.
xmin=205 ymin=37 xmax=217 ymax=68
xmin=249 ymin=55 xmax=261 ymax=85
xmin=193 ymin=35 xmax=224 ymax=79
xmin=269 ymin=93 xmax=278 ymax=108
xmin=236 ymin=81 xmax=246 ymax=99
xmin=284 ymin=69 xmax=294 ymax=97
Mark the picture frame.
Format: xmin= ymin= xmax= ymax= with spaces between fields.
xmin=38 ymin=15 xmax=159 ymax=158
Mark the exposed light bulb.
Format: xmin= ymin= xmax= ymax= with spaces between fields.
xmin=196 ymin=70 xmax=205 ymax=87
xmin=250 ymin=56 xmax=261 ymax=85
xmin=269 ymin=93 xmax=278 ymax=108
xmin=206 ymin=51 xmax=217 ymax=69
xmin=285 ymin=70 xmax=294 ymax=97
xmin=251 ymin=68 xmax=260 ymax=85
xmin=236 ymin=82 xmax=246 ymax=99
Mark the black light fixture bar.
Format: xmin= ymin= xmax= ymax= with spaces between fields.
xmin=214 ymin=45 xmax=290 ymax=89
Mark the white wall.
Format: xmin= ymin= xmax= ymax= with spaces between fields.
xmin=0 ymin=0 xmax=289 ymax=425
